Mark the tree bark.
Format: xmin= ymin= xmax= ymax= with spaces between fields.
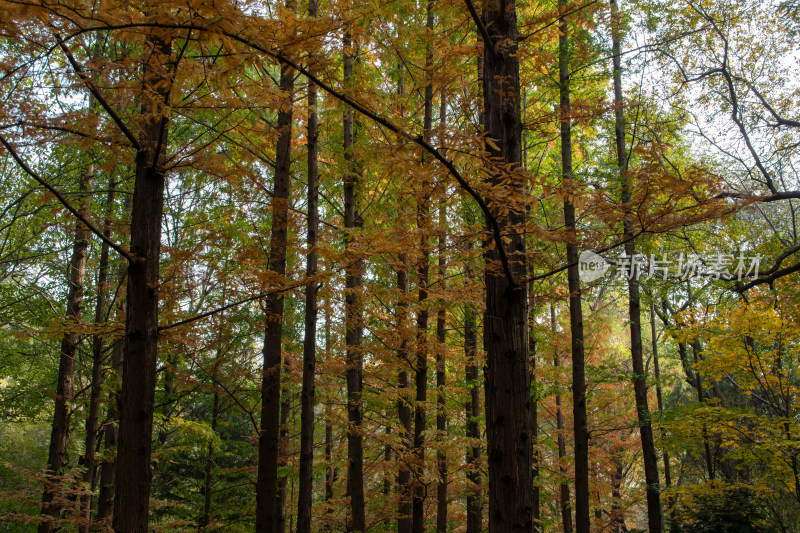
xmin=552 ymin=304 xmax=574 ymax=533
xmin=481 ymin=0 xmax=533 ymax=529
xmin=39 ymin=166 xmax=93 ymax=533
xmin=464 ymin=278 xmax=481 ymax=533
xmin=200 ymin=364 xmax=220 ymax=531
xmin=255 ymin=48 xmax=295 ymax=533
xmin=609 ymin=2 xmax=662 ymax=530
xmin=296 ymin=0 xmax=319 ymax=529
xmin=412 ymin=4 xmax=435 ymax=530
xmin=435 ymin=198 xmax=447 ymax=533
xmin=113 ymin=29 xmax=173 ymax=532
xmin=397 ymin=251 xmax=413 ymax=533
xmin=343 ymin=26 xmax=366 ymax=533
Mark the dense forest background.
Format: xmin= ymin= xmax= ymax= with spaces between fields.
xmin=0 ymin=0 xmax=799 ymax=531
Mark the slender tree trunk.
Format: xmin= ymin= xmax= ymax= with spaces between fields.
xmin=324 ymin=298 xmax=336 ymax=532
xmin=96 ymin=191 xmax=131 ymax=525
xmin=277 ymin=376 xmax=290 ymax=533
xmin=530 ymin=301 xmax=540 ymax=533
xmin=412 ymin=5 xmax=435 ymax=530
xmin=558 ymin=4 xmax=590 ymax=530
xmin=79 ymin=179 xmax=114 ymax=533
xmin=256 ymin=46 xmax=295 ymax=533
xmin=343 ymin=26 xmax=366 ymax=533
xmin=296 ymin=1 xmax=319 ymax=530
xmin=552 ymin=305 xmax=574 ymax=533
xmin=463 ymin=278 xmax=481 ymax=533
xmin=650 ymin=303 xmax=677 ymax=532
xmin=113 ymin=29 xmax=173 ymax=531
xmin=609 ymin=2 xmax=662 ymax=529
xmin=435 ymin=198 xmax=447 ymax=533
xmin=397 ymin=252 xmax=413 ymax=533
xmin=39 ymin=166 xmax=93 ymax=533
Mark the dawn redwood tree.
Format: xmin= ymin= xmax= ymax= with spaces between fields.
xmin=412 ymin=3 xmax=435 ymax=530
xmin=343 ymin=25 xmax=367 ymax=533
xmin=112 ymin=27 xmax=175 ymax=532
xmin=256 ymin=49 xmax=296 ymax=533
xmin=558 ymin=2 xmax=591 ymax=530
xmin=552 ymin=304 xmax=574 ymax=533
xmin=481 ymin=0 xmax=534 ymax=529
xmin=39 ymin=166 xmax=93 ymax=533
xmin=609 ymin=1 xmax=662 ymax=529
xmin=296 ymin=0 xmax=320 ymax=530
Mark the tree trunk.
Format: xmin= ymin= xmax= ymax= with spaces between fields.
xmin=296 ymin=0 xmax=319 ymax=529
xmin=558 ymin=4 xmax=590 ymax=531
xmin=650 ymin=303 xmax=677 ymax=532
xmin=113 ymin=29 xmax=173 ymax=531
xmin=609 ymin=2 xmax=662 ymax=530
xmin=464 ymin=280 xmax=481 ymax=533
xmin=396 ymin=251 xmax=413 ymax=533
xmin=412 ymin=4 xmax=435 ymax=529
xmin=79 ymin=179 xmax=114 ymax=533
xmin=481 ymin=0 xmax=533 ymax=529
xmin=552 ymin=305 xmax=574 ymax=533
xmin=255 ymin=48 xmax=295 ymax=533
xmin=435 ymin=197 xmax=447 ymax=533
xmin=39 ymin=166 xmax=93 ymax=533
xmin=343 ymin=26 xmax=366 ymax=533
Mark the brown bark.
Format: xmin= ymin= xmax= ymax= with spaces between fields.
xmin=397 ymin=252 xmax=413 ymax=533
xmin=552 ymin=305 xmax=573 ymax=533
xmin=464 ymin=285 xmax=481 ymax=533
xmin=112 ymin=29 xmax=173 ymax=531
xmin=435 ymin=198 xmax=447 ymax=533
xmin=343 ymin=26 xmax=366 ymax=533
xmin=255 ymin=48 xmax=295 ymax=533
xmin=296 ymin=0 xmax=319 ymax=529
xmin=39 ymin=166 xmax=93 ymax=533
xmin=610 ymin=1 xmax=662 ymax=530
xmin=481 ymin=0 xmax=533 ymax=529
xmin=558 ymin=3 xmax=590 ymax=531
xmin=412 ymin=5 xmax=435 ymax=529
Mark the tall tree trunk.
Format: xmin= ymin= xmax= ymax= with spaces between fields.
xmin=412 ymin=4 xmax=435 ymax=530
xmin=296 ymin=1 xmax=319 ymax=529
xmin=609 ymin=1 xmax=662 ymax=530
xmin=552 ymin=304 xmax=574 ymax=533
xmin=530 ymin=301 xmax=540 ymax=532
xmin=650 ymin=303 xmax=677 ymax=532
xmin=397 ymin=252 xmax=413 ymax=533
xmin=255 ymin=47 xmax=295 ymax=533
xmin=343 ymin=26 xmax=366 ymax=533
xmin=96 ymin=190 xmax=131 ymax=523
xmin=558 ymin=4 xmax=590 ymax=530
xmin=277 ymin=376 xmax=290 ymax=533
xmin=463 ymin=277 xmax=481 ymax=533
xmin=324 ymin=299 xmax=336 ymax=532
xmin=113 ymin=29 xmax=173 ymax=531
xmin=435 ymin=197 xmax=447 ymax=533
xmin=481 ymin=0 xmax=533 ymax=529
xmin=39 ymin=166 xmax=93 ymax=533
xmin=79 ymin=179 xmax=115 ymax=533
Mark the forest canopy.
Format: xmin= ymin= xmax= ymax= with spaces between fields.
xmin=0 ymin=0 xmax=799 ymax=531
